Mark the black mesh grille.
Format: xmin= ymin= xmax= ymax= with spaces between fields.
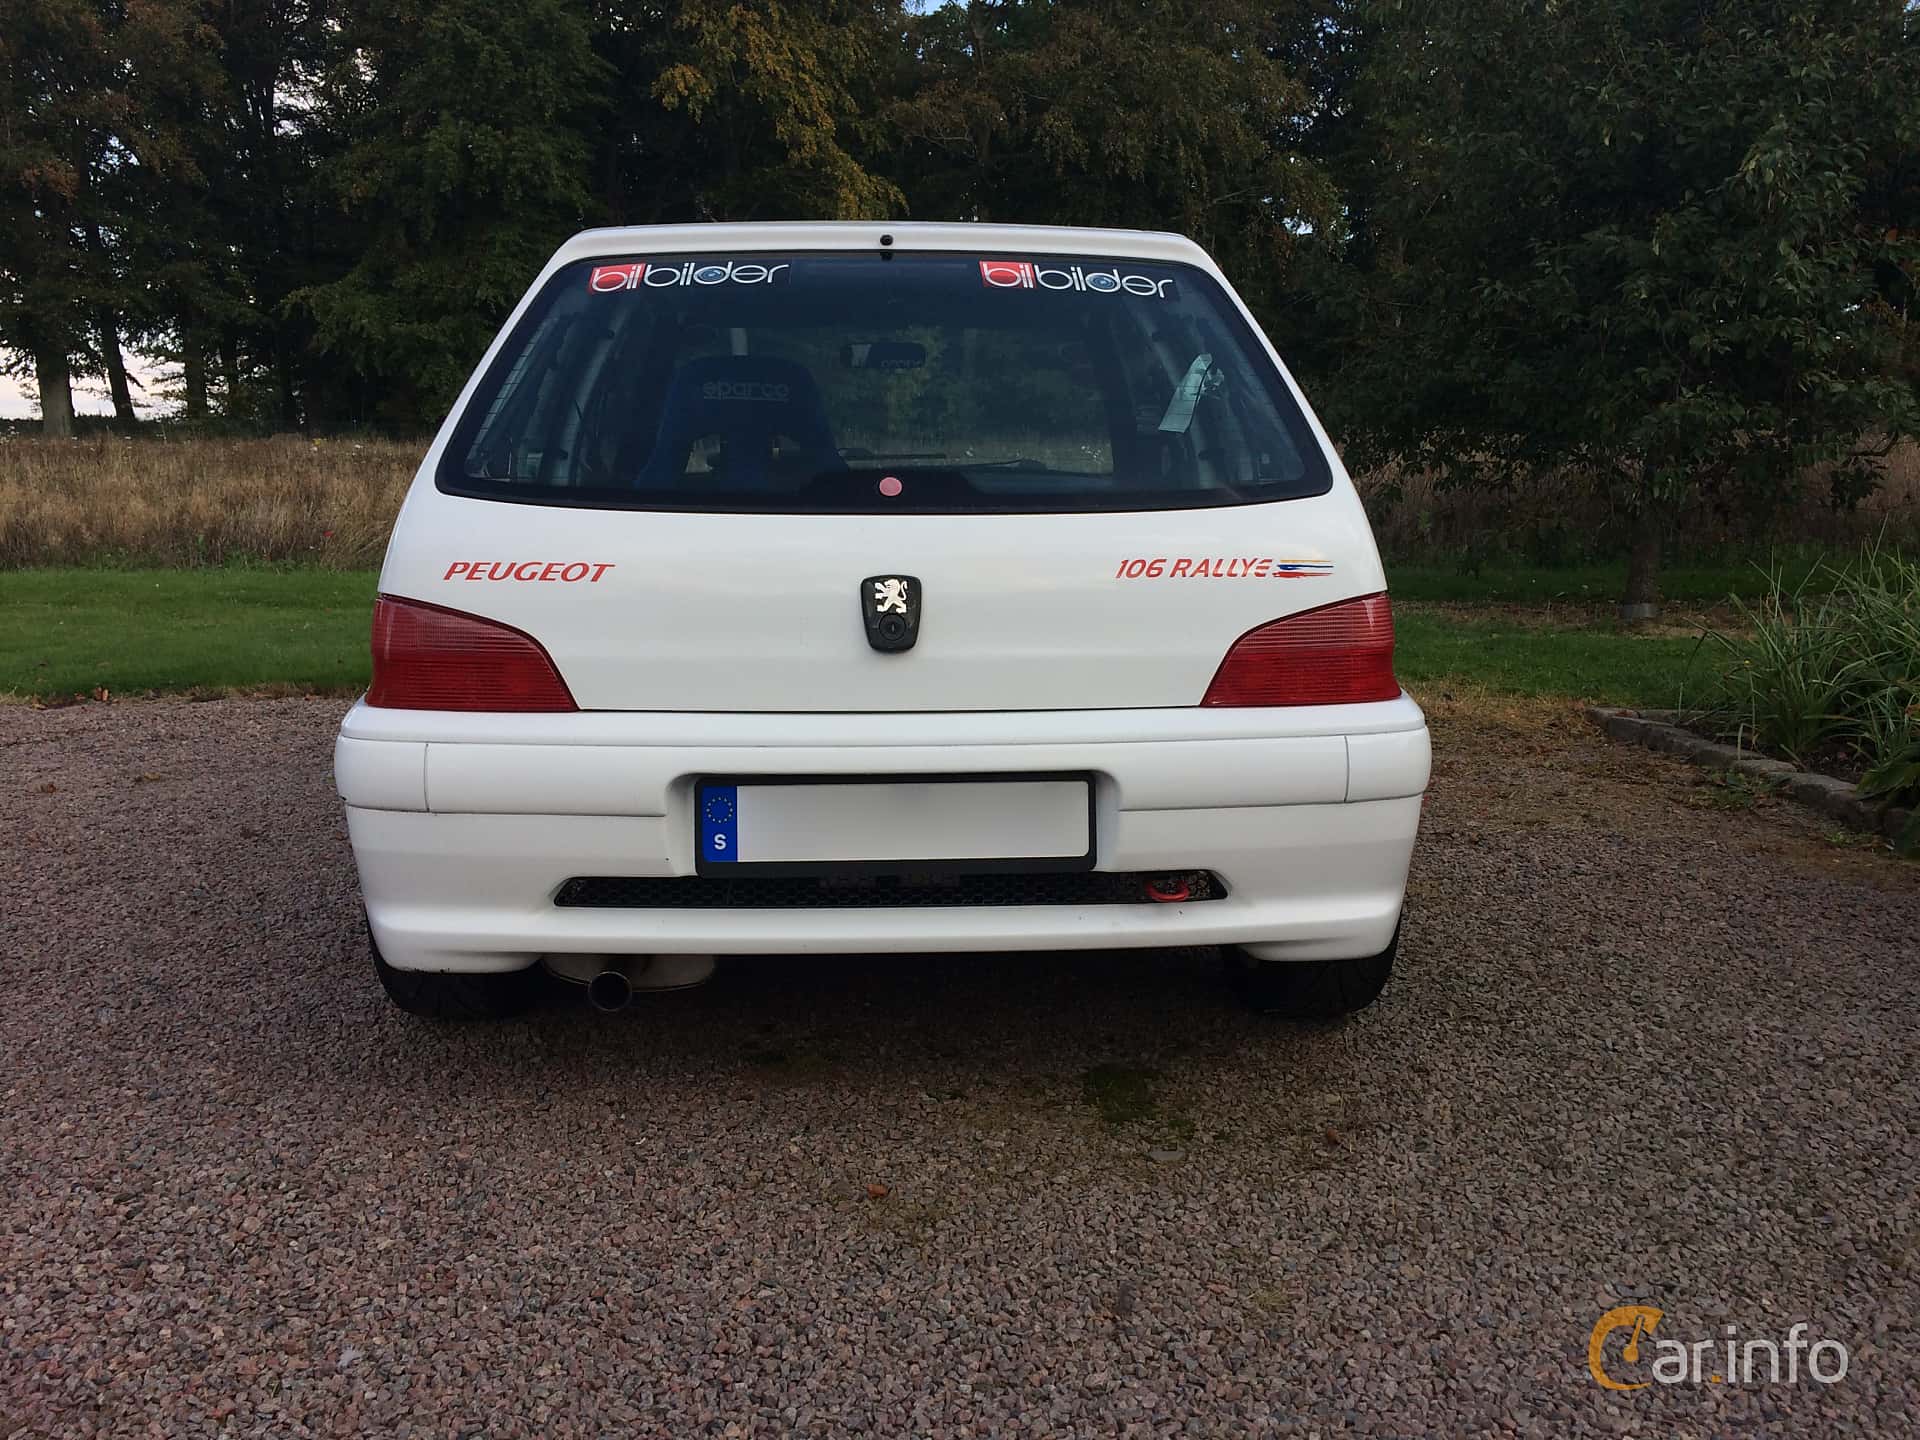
xmin=554 ymin=871 xmax=1225 ymax=910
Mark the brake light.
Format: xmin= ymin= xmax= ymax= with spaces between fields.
xmin=1201 ymin=594 xmax=1399 ymax=707
xmin=367 ymin=595 xmax=577 ymax=711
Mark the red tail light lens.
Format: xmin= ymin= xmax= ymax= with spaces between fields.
xmin=367 ymin=595 xmax=577 ymax=711
xmin=1201 ymin=594 xmax=1399 ymax=707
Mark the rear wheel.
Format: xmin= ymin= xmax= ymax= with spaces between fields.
xmin=371 ymin=933 xmax=538 ymax=1020
xmin=1232 ymin=924 xmax=1399 ymax=1019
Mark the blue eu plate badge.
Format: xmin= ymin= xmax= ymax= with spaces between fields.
xmin=698 ymin=784 xmax=739 ymax=863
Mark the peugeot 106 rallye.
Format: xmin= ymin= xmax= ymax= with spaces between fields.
xmin=334 ymin=222 xmax=1431 ymax=1019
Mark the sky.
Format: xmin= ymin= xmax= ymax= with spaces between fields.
xmin=0 ymin=375 xmax=31 ymax=419
xmin=1 ymin=362 xmax=170 ymax=422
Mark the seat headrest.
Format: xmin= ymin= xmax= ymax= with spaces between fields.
xmin=638 ymin=354 xmax=843 ymax=491
xmin=658 ymin=355 xmax=825 ymax=422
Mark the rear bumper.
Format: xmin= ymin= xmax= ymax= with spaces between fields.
xmin=335 ymin=699 xmax=1429 ymax=972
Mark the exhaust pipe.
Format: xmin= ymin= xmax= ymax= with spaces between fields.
xmin=541 ymin=953 xmax=716 ymax=1009
xmin=586 ymin=968 xmax=633 ymax=1013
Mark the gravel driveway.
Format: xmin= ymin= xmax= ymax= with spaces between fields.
xmin=4 ymin=695 xmax=1916 ymax=1438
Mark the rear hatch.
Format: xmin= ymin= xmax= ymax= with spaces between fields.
xmin=382 ymin=247 xmax=1384 ymax=712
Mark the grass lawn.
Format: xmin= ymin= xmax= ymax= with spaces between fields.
xmin=2 ymin=565 xmax=1724 ymax=706
xmin=1394 ymin=609 xmax=1712 ymax=707
xmin=1 ymin=568 xmax=377 ymax=698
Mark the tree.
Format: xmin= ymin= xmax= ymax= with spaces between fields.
xmin=148 ymin=0 xmax=343 ymax=427
xmin=622 ymin=0 xmax=905 ymax=221
xmin=1262 ymin=0 xmax=1383 ymax=368
xmin=294 ymin=0 xmax=609 ymax=425
xmin=0 ymin=0 xmax=210 ymax=434
xmin=1313 ymin=0 xmax=1920 ymax=613
xmin=886 ymin=0 xmax=1338 ymax=314
xmin=2 ymin=0 xmax=104 ymax=435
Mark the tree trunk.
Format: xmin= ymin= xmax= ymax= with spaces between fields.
xmin=183 ymin=339 xmax=209 ymax=421
xmin=1621 ymin=504 xmax=1663 ymax=622
xmin=98 ymin=313 xmax=137 ymax=429
xmin=35 ymin=348 xmax=75 ymax=438
xmin=274 ymin=335 xmax=300 ymax=432
xmin=221 ymin=333 xmax=241 ymax=415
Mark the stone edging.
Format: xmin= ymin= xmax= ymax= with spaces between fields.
xmin=1586 ymin=706 xmax=1914 ymax=844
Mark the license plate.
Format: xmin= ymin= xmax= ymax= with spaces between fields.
xmin=694 ymin=774 xmax=1094 ymax=874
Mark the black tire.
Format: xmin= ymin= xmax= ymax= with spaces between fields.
xmin=371 ymin=934 xmax=538 ymax=1020
xmin=1232 ymin=924 xmax=1399 ymax=1019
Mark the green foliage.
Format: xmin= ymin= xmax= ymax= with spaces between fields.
xmin=291 ymin=0 xmax=609 ymax=422
xmin=1700 ymin=544 xmax=1920 ymax=841
xmin=1310 ymin=0 xmax=1920 ymax=603
xmin=643 ymin=0 xmax=904 ymax=220
xmin=1861 ymin=742 xmax=1920 ymax=852
xmin=889 ymin=0 xmax=1338 ymax=313
xmin=1706 ymin=577 xmax=1879 ymax=760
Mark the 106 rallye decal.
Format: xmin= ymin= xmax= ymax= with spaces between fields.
xmin=1114 ymin=557 xmax=1334 ymax=579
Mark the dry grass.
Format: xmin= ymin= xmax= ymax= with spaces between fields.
xmin=2 ymin=433 xmax=1917 ymax=570
xmin=1356 ymin=441 xmax=1920 ymax=564
xmin=0 ymin=435 xmax=418 ymax=569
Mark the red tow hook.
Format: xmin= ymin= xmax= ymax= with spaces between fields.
xmin=1143 ymin=875 xmax=1192 ymax=904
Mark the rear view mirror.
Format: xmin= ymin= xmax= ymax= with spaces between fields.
xmin=842 ymin=342 xmax=926 ymax=372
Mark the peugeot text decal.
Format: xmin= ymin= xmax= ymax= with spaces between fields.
xmin=444 ymin=561 xmax=616 ymax=582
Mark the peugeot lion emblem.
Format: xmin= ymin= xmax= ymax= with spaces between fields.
xmin=861 ymin=575 xmax=922 ymax=652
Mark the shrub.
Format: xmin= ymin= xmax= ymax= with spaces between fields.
xmin=1700 ymin=544 xmax=1920 ymax=851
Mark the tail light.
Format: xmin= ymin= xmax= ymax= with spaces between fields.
xmin=1201 ymin=594 xmax=1399 ymax=707
xmin=367 ymin=595 xmax=577 ymax=711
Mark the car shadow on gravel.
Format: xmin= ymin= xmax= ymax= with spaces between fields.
xmin=371 ymin=944 xmax=1340 ymax=1076
xmin=285 ymin=940 xmax=1384 ymax=1139
xmin=278 ymin=940 xmax=1396 ymax=1206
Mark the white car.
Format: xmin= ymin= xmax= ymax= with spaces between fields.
xmin=334 ymin=222 xmax=1430 ymax=1020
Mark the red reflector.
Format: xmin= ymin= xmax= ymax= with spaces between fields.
xmin=1201 ymin=594 xmax=1399 ymax=707
xmin=367 ymin=595 xmax=577 ymax=711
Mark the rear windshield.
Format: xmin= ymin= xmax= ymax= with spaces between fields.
xmin=438 ymin=251 xmax=1331 ymax=513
